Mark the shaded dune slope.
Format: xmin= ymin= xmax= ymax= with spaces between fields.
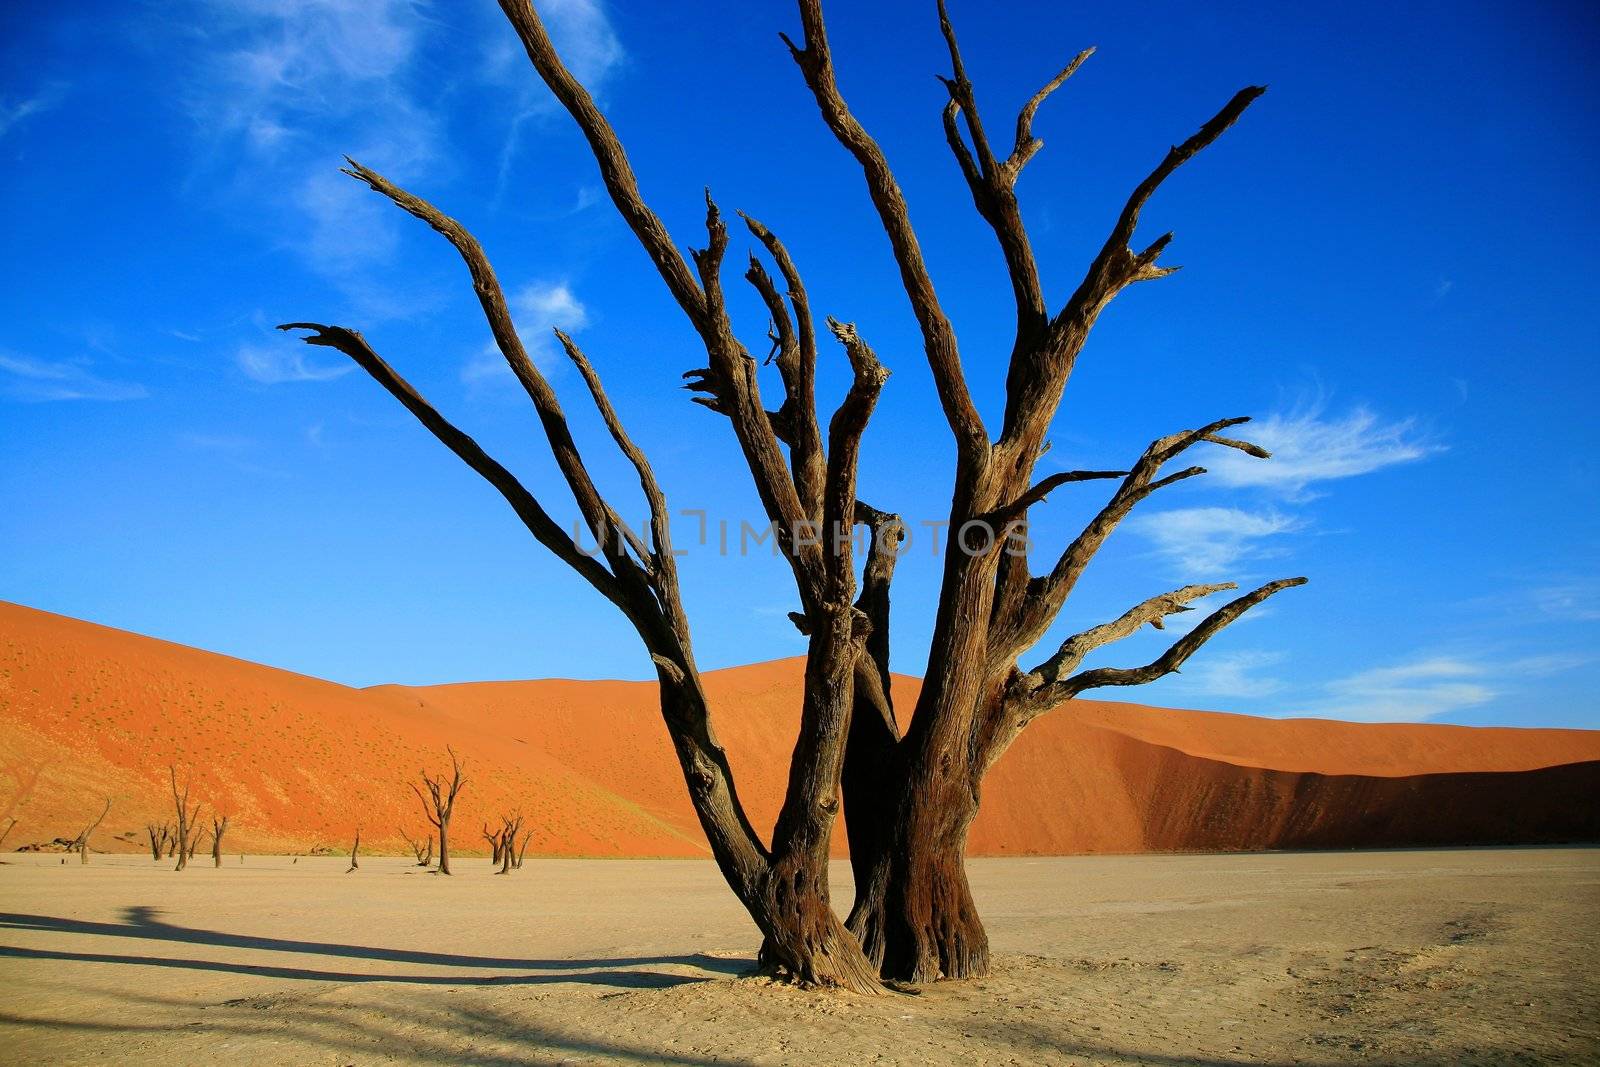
xmin=2 ymin=601 xmax=1595 ymax=857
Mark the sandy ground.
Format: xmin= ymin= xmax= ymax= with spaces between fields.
xmin=0 ymin=849 xmax=1595 ymax=1065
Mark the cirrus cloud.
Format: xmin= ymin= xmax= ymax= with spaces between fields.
xmin=0 ymin=352 xmax=147 ymax=402
xmin=1206 ymin=402 xmax=1440 ymax=500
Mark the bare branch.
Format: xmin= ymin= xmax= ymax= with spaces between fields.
xmin=996 ymin=86 xmax=1265 ymax=454
xmin=741 ymin=235 xmax=825 ymax=520
xmin=496 ymin=0 xmax=706 ymax=325
xmin=982 ymin=578 xmax=1304 ymax=766
xmin=1023 ymin=582 xmax=1237 ymax=689
xmin=1057 ymin=577 xmax=1307 ymax=696
xmin=933 ymin=0 xmax=1050 ymax=341
xmin=336 ymin=161 xmax=648 ymax=583
xmin=821 ymin=320 xmax=889 ymax=598
xmin=1059 ymin=86 xmax=1267 ymax=328
xmin=278 ymin=323 xmax=628 ymax=614
xmin=556 ymin=329 xmax=695 ymax=645
xmin=784 ymin=0 xmax=988 ymax=455
xmin=998 ymin=416 xmax=1268 ymax=659
xmin=1008 ymin=47 xmax=1095 ymax=173
xmin=985 ymin=468 xmax=1127 ymax=527
xmin=935 ymin=0 xmax=1001 ymax=181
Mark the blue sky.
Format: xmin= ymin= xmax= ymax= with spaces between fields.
xmin=2 ymin=1 xmax=1596 ymax=728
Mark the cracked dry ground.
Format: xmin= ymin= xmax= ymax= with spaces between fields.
xmin=1 ymin=849 xmax=1595 ymax=1065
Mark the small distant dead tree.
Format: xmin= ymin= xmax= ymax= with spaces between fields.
xmin=513 ymin=823 xmax=531 ymax=869
xmin=169 ymin=767 xmax=201 ymax=872
xmin=145 ymin=822 xmax=172 ymax=862
xmin=489 ymin=814 xmax=528 ymax=874
xmin=481 ymin=821 xmax=504 ymax=867
xmin=2 ymin=816 xmax=20 ymax=852
xmin=410 ymin=749 xmax=465 ymax=875
xmin=210 ymin=814 xmax=230 ymax=868
xmin=399 ymin=827 xmax=433 ymax=866
xmin=346 ymin=827 xmax=361 ymax=873
xmin=280 ymin=0 xmax=1307 ymax=989
xmin=71 ymin=798 xmax=112 ymax=864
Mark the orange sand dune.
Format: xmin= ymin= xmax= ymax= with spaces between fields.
xmin=2 ymin=600 xmax=1596 ymax=858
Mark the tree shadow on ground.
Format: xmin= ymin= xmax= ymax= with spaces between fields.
xmin=0 ymin=907 xmax=749 ymax=989
xmin=0 ymin=994 xmax=750 ymax=1066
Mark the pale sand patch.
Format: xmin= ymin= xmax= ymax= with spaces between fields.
xmin=0 ymin=849 xmax=1595 ymax=1064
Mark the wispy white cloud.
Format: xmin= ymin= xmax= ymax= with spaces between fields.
xmin=0 ymin=82 xmax=68 ymax=140
xmin=237 ymin=343 xmax=352 ymax=384
xmin=1130 ymin=507 xmax=1301 ymax=577
xmin=1533 ymin=580 xmax=1600 ymax=623
xmin=0 ymin=352 xmax=147 ymax=402
xmin=1172 ymin=649 xmax=1288 ymax=700
xmin=464 ymin=281 xmax=588 ymax=385
xmin=1157 ymin=645 xmax=1587 ymax=723
xmin=174 ymin=0 xmax=437 ymax=310
xmin=1304 ymin=657 xmax=1495 ymax=723
xmin=1301 ymin=653 xmax=1587 ymax=723
xmin=1205 ymin=402 xmax=1439 ymax=499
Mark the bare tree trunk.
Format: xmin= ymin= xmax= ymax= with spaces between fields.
xmin=145 ymin=823 xmax=170 ymax=862
xmin=0 ymin=816 xmax=18 ymax=852
xmin=346 ymin=828 xmax=361 ymax=873
xmin=495 ymin=815 xmax=523 ymax=874
xmin=73 ymin=798 xmax=112 ymax=865
xmin=170 ymin=767 xmax=200 ymax=872
xmin=847 ymin=765 xmax=987 ymax=981
xmin=211 ymin=815 xmax=229 ymax=868
xmin=482 ymin=823 xmax=504 ymax=867
xmin=400 ymin=828 xmax=432 ymax=866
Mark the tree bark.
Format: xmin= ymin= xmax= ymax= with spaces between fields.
xmin=848 ymin=766 xmax=987 ymax=982
xmin=211 ymin=815 xmax=229 ymax=868
xmin=146 ymin=823 xmax=169 ymax=862
xmin=74 ymin=798 xmax=111 ymax=865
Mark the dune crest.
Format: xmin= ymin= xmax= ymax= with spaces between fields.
xmin=2 ymin=600 xmax=1595 ymax=856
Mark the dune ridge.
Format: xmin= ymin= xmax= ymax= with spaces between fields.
xmin=2 ymin=600 xmax=1596 ymax=857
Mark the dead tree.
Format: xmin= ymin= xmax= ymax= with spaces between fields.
xmin=347 ymin=827 xmax=361 ymax=873
xmin=410 ymin=749 xmax=465 ymax=875
xmin=210 ymin=814 xmax=230 ymax=868
xmin=481 ymin=821 xmax=505 ymax=868
xmin=492 ymin=814 xmax=527 ymax=874
xmin=281 ymin=0 xmax=1304 ymax=989
xmin=512 ymin=822 xmax=531 ymax=869
xmin=145 ymin=823 xmax=171 ymax=862
xmin=169 ymin=767 xmax=201 ymax=872
xmin=399 ymin=827 xmax=433 ymax=866
xmin=71 ymin=798 xmax=112 ymax=864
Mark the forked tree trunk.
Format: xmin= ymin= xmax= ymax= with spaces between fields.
xmin=281 ymin=0 xmax=1303 ymax=992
